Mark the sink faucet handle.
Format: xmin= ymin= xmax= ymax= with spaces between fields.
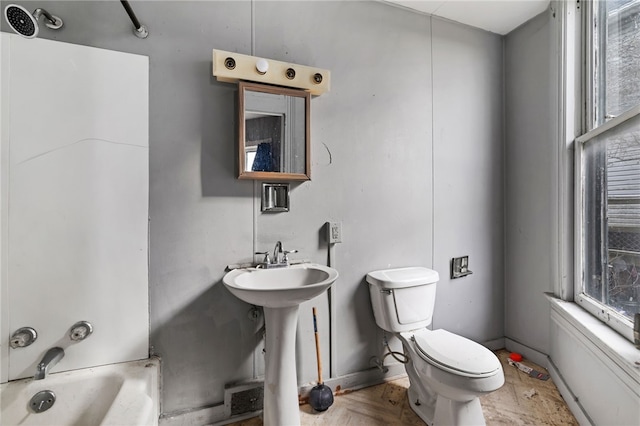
xmin=255 ymin=251 xmax=271 ymax=264
xmin=283 ymin=249 xmax=298 ymax=263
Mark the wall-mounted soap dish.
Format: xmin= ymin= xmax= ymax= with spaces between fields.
xmin=451 ymin=256 xmax=473 ymax=279
xmin=261 ymin=183 xmax=289 ymax=212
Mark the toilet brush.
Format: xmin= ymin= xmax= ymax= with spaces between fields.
xmin=309 ymin=307 xmax=334 ymax=412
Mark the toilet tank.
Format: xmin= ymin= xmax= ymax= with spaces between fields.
xmin=366 ymin=267 xmax=439 ymax=333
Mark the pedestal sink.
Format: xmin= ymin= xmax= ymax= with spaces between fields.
xmin=223 ymin=263 xmax=339 ymax=426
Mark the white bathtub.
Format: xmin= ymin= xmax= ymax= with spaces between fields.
xmin=0 ymin=357 xmax=159 ymax=426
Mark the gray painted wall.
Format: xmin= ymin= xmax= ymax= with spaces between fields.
xmin=432 ymin=18 xmax=504 ymax=342
xmin=504 ymin=9 xmax=557 ymax=355
xmin=1 ymin=0 xmax=504 ymax=416
xmin=504 ymin=6 xmax=640 ymax=424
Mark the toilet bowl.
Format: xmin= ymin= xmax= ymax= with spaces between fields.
xmin=366 ymin=267 xmax=504 ymax=426
xmin=400 ymin=329 xmax=503 ymax=425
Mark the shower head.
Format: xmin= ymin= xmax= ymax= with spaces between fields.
xmin=4 ymin=4 xmax=63 ymax=39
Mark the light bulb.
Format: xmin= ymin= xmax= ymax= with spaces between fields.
xmin=256 ymin=58 xmax=269 ymax=75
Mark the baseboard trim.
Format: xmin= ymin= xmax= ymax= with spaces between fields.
xmin=159 ymin=403 xmax=226 ymax=426
xmin=298 ymin=363 xmax=406 ymax=399
xmin=159 ymin=365 xmax=407 ymax=426
xmin=504 ymin=337 xmax=549 ymax=368
xmin=483 ymin=337 xmax=505 ymax=350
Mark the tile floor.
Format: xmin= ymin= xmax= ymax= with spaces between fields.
xmin=229 ymin=349 xmax=578 ymax=425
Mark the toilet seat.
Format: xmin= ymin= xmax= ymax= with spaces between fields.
xmin=412 ymin=329 xmax=501 ymax=378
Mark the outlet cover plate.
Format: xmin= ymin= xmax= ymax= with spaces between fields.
xmin=327 ymin=221 xmax=342 ymax=243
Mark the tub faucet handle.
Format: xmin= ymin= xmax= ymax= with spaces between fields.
xmin=69 ymin=321 xmax=93 ymax=341
xmin=10 ymin=327 xmax=37 ymax=348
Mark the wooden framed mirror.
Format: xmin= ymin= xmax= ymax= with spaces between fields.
xmin=238 ymin=81 xmax=311 ymax=181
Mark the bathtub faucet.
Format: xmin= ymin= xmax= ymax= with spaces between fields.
xmin=34 ymin=347 xmax=64 ymax=380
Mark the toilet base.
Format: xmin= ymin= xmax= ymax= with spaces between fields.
xmin=407 ymin=385 xmax=435 ymax=425
xmin=407 ymin=385 xmax=486 ymax=426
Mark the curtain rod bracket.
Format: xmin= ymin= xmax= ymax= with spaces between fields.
xmin=133 ymin=24 xmax=149 ymax=39
xmin=120 ymin=0 xmax=148 ymax=39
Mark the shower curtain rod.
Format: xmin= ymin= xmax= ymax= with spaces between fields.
xmin=120 ymin=0 xmax=148 ymax=39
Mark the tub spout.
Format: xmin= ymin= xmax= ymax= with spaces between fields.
xmin=34 ymin=347 xmax=64 ymax=380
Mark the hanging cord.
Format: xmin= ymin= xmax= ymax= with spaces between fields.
xmin=382 ymin=333 xmax=409 ymax=364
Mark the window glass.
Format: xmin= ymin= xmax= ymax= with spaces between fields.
xmin=595 ymin=0 xmax=640 ymax=124
xmin=582 ymin=115 xmax=640 ymax=322
xmin=578 ymin=0 xmax=640 ymax=337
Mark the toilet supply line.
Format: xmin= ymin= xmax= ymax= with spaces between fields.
xmin=383 ymin=333 xmax=408 ymax=364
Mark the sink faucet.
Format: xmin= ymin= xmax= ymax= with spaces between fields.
xmin=34 ymin=347 xmax=64 ymax=380
xmin=273 ymin=241 xmax=283 ymax=265
xmin=255 ymin=242 xmax=298 ymax=269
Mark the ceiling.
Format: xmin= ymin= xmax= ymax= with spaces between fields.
xmin=384 ymin=0 xmax=550 ymax=35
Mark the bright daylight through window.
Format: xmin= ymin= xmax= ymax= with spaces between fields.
xmin=577 ymin=0 xmax=640 ymax=338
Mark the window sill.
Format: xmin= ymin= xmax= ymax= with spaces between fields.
xmin=547 ymin=295 xmax=640 ymax=388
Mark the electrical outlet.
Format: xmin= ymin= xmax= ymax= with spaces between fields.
xmin=327 ymin=222 xmax=342 ymax=243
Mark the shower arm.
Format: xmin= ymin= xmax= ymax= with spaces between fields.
xmin=33 ymin=8 xmax=57 ymax=25
xmin=120 ymin=0 xmax=148 ymax=39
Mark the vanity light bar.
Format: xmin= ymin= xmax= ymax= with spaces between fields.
xmin=212 ymin=49 xmax=330 ymax=95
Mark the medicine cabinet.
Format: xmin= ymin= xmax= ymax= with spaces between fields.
xmin=238 ymin=81 xmax=310 ymax=181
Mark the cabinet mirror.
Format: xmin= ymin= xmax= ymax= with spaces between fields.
xmin=238 ymin=81 xmax=310 ymax=180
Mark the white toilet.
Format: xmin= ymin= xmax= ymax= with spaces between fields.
xmin=366 ymin=267 xmax=504 ymax=426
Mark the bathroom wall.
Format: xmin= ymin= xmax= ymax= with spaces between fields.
xmin=253 ymin=1 xmax=435 ymax=380
xmin=0 ymin=33 xmax=149 ymax=382
xmin=549 ymin=300 xmax=640 ymax=424
xmin=431 ymin=18 xmax=504 ymax=343
xmin=504 ymin=6 xmax=640 ymax=423
xmin=504 ymin=9 xmax=556 ymax=356
xmin=0 ymin=0 xmax=504 ymax=419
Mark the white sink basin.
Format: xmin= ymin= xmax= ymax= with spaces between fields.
xmin=223 ymin=263 xmax=338 ymax=308
xmin=223 ymin=262 xmax=339 ymax=425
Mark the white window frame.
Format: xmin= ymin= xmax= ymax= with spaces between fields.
xmin=573 ymin=0 xmax=640 ymax=342
xmin=575 ymin=107 xmax=640 ymax=342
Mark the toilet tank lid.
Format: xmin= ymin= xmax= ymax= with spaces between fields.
xmin=366 ymin=267 xmax=439 ymax=289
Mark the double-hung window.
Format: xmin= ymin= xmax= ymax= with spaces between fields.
xmin=576 ymin=0 xmax=640 ymax=340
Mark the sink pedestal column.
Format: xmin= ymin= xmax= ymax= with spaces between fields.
xmin=263 ymin=305 xmax=301 ymax=426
